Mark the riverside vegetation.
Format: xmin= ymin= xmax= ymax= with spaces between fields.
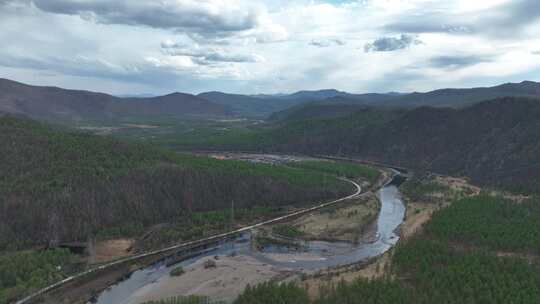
xmin=230 ymin=194 xmax=540 ymax=304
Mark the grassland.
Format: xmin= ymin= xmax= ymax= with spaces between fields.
xmin=288 ymin=160 xmax=380 ymax=184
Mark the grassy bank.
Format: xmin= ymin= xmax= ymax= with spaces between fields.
xmin=288 ymin=160 xmax=380 ymax=184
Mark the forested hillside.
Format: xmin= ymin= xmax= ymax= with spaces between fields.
xmin=191 ymin=97 xmax=540 ymax=193
xmin=0 ymin=116 xmax=354 ymax=251
xmin=267 ymin=99 xmax=370 ymax=122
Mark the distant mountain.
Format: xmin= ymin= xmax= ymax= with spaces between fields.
xmin=115 ymin=93 xmax=158 ymax=98
xmin=0 ymin=78 xmax=232 ymax=123
xmin=3 ymin=78 xmax=540 ymax=122
xmin=279 ymin=81 xmax=540 ymax=108
xmin=381 ymin=80 xmax=540 ymax=107
xmin=121 ymin=92 xmax=231 ymax=116
xmin=197 ymin=91 xmax=294 ymax=117
xmin=281 ymin=89 xmax=350 ymax=100
xmin=202 ymin=79 xmax=540 ymax=119
xmin=197 ymin=90 xmax=395 ymax=117
xmin=268 ymin=97 xmax=369 ymax=122
xmin=267 ymin=81 xmax=540 ymax=110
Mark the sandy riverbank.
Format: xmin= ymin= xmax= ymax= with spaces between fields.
xmin=130 ymin=254 xmax=293 ymax=303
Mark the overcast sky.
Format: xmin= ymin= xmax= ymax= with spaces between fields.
xmin=1 ymin=0 xmax=539 ymax=95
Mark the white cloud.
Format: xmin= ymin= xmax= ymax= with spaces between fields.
xmin=0 ymin=0 xmax=538 ymax=95
xmin=309 ymin=38 xmax=346 ymax=47
xmin=364 ymin=34 xmax=423 ymax=52
xmin=31 ymin=0 xmax=259 ymax=35
xmin=161 ymin=40 xmax=265 ymax=64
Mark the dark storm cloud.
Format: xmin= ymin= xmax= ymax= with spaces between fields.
xmin=364 ymin=34 xmax=422 ymax=52
xmin=428 ymin=55 xmax=493 ymax=69
xmin=384 ymin=0 xmax=540 ymax=39
xmin=25 ymin=0 xmax=260 ymax=37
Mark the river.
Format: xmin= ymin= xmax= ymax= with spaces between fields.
xmin=93 ymin=172 xmax=406 ymax=304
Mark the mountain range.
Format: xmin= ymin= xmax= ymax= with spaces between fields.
xmin=0 ymin=78 xmax=231 ymax=123
xmin=1 ymin=78 xmax=540 ymax=123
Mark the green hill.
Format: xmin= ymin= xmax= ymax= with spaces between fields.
xmin=0 ymin=116 xmax=353 ymax=251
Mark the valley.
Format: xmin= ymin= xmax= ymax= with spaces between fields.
xmin=42 ymin=157 xmax=396 ymax=304
xmin=3 ymin=1 xmax=540 ymax=303
xmin=2 ymin=80 xmax=540 ymax=304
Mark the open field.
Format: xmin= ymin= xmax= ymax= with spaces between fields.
xmin=88 ymin=239 xmax=134 ymax=264
xmin=286 ymin=194 xmax=379 ymax=243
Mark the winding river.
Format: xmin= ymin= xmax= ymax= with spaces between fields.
xmin=93 ymin=172 xmax=406 ymax=304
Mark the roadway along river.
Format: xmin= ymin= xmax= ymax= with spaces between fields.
xmin=93 ymin=172 xmax=406 ymax=304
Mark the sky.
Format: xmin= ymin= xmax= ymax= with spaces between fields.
xmin=0 ymin=0 xmax=539 ymax=95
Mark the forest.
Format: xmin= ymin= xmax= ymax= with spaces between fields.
xmin=234 ymin=282 xmax=310 ymax=304
xmin=424 ymin=195 xmax=540 ymax=253
xmin=0 ymin=249 xmax=76 ymax=303
xmin=0 ymin=115 xmax=356 ymax=251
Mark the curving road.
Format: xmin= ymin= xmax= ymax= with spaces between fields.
xmin=16 ymin=178 xmax=362 ymax=304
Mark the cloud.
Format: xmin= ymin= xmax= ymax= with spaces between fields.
xmin=309 ymin=38 xmax=346 ymax=48
xmin=483 ymin=0 xmax=540 ymax=36
xmin=14 ymin=0 xmax=289 ymax=44
xmin=0 ymin=53 xmax=142 ymax=81
xmin=6 ymin=0 xmax=284 ymax=42
xmin=161 ymin=40 xmax=265 ymax=64
xmin=33 ymin=0 xmax=256 ymax=31
xmin=1 ymin=0 xmax=539 ymax=95
xmin=428 ymin=55 xmax=493 ymax=69
xmin=384 ymin=0 xmax=540 ymax=39
xmin=364 ymin=34 xmax=422 ymax=52
xmin=384 ymin=20 xmax=472 ymax=35
xmin=0 ymin=51 xmax=251 ymax=88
